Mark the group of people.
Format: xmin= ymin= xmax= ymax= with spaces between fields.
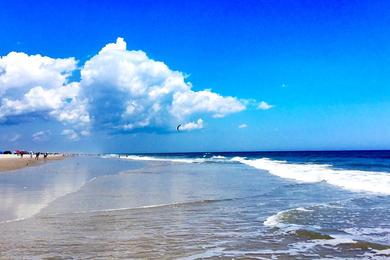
xmin=18 ymin=152 xmax=49 ymax=159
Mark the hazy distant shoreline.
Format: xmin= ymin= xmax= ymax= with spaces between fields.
xmin=0 ymin=154 xmax=66 ymax=172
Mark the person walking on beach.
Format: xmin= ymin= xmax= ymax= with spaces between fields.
xmin=35 ymin=152 xmax=40 ymax=160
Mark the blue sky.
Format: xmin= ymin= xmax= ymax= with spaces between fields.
xmin=0 ymin=0 xmax=390 ymax=153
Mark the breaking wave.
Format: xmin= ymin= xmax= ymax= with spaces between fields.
xmin=119 ymin=155 xmax=206 ymax=163
xmin=232 ymin=157 xmax=390 ymax=195
xmin=108 ymin=154 xmax=230 ymax=164
xmin=104 ymin=153 xmax=390 ymax=195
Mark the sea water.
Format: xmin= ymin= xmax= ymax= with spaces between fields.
xmin=0 ymin=151 xmax=389 ymax=259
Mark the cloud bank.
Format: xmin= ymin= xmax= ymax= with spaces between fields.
xmin=0 ymin=38 xmax=246 ymax=139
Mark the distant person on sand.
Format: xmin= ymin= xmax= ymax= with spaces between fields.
xmin=44 ymin=153 xmax=48 ymax=159
xmin=35 ymin=152 xmax=40 ymax=160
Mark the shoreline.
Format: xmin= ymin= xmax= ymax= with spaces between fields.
xmin=0 ymin=154 xmax=67 ymax=172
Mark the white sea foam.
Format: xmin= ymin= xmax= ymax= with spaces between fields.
xmin=178 ymin=247 xmax=225 ymax=260
xmin=0 ymin=217 xmax=28 ymax=224
xmin=118 ymin=155 xmax=205 ymax=163
xmin=115 ymin=154 xmax=231 ymax=164
xmin=344 ymin=227 xmax=390 ymax=236
xmin=221 ymin=235 xmax=390 ymax=258
xmin=100 ymin=154 xmax=119 ymax=159
xmin=51 ymin=199 xmax=226 ymax=216
xmin=288 ymin=234 xmax=356 ymax=252
xmin=210 ymin=155 xmax=226 ymax=159
xmin=263 ymin=208 xmax=379 ymax=255
xmin=232 ymin=157 xmax=390 ymax=195
xmin=59 ymin=202 xmax=186 ymax=216
xmin=344 ymin=227 xmax=390 ymax=244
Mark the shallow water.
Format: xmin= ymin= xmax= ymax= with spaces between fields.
xmin=0 ymin=154 xmax=390 ymax=259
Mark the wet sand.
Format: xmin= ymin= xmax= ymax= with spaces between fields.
xmin=0 ymin=154 xmax=66 ymax=172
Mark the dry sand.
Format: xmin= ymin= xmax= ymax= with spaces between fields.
xmin=0 ymin=154 xmax=66 ymax=172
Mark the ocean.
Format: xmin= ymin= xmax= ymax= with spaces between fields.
xmin=0 ymin=150 xmax=390 ymax=259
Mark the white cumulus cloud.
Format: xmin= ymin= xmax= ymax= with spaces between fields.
xmin=238 ymin=124 xmax=248 ymax=128
xmin=9 ymin=134 xmax=21 ymax=142
xmin=0 ymin=52 xmax=76 ymax=95
xmin=61 ymin=129 xmax=79 ymax=141
xmin=179 ymin=119 xmax=203 ymax=131
xmin=0 ymin=37 xmax=249 ymax=139
xmin=257 ymin=101 xmax=273 ymax=110
xmin=32 ymin=130 xmax=51 ymax=141
xmin=171 ymin=89 xmax=245 ymax=119
xmin=0 ymin=51 xmax=89 ymax=132
xmin=79 ymin=37 xmax=245 ymax=132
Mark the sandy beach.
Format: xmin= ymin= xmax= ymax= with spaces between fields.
xmin=0 ymin=154 xmax=66 ymax=172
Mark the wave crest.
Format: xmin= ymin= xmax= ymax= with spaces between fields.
xmin=232 ymin=157 xmax=390 ymax=195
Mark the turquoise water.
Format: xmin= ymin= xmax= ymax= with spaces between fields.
xmin=0 ymin=153 xmax=389 ymax=259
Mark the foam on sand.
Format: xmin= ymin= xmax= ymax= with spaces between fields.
xmin=232 ymin=157 xmax=390 ymax=195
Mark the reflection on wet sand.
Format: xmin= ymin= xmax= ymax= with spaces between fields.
xmin=0 ymin=161 xmax=89 ymax=222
